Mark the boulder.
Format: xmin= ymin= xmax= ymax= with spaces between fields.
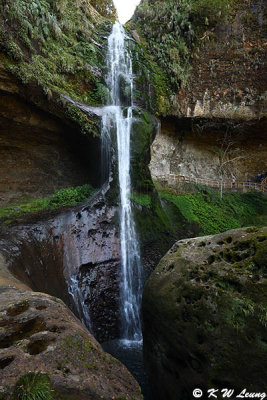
xmin=142 ymin=227 xmax=267 ymax=400
xmin=0 ymin=262 xmax=143 ymax=400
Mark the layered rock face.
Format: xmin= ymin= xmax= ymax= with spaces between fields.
xmin=176 ymin=13 xmax=267 ymax=119
xmin=150 ymin=117 xmax=267 ymax=182
xmin=132 ymin=0 xmax=267 ymax=184
xmin=0 ymin=262 xmax=142 ymax=400
xmin=0 ymin=85 xmax=101 ymax=206
xmin=142 ymin=227 xmax=267 ymax=400
xmin=132 ymin=0 xmax=267 ymax=119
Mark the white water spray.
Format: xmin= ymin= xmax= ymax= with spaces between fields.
xmin=104 ymin=22 xmax=143 ymax=341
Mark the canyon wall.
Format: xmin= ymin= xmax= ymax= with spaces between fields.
xmin=0 ymin=189 xmax=122 ymax=343
xmin=131 ymin=0 xmax=267 ymax=183
xmin=150 ymin=117 xmax=267 ymax=182
xmin=0 ymin=75 xmax=101 ymax=206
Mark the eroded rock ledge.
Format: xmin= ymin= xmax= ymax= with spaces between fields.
xmin=142 ymin=226 xmax=267 ymax=400
xmin=0 ymin=259 xmax=143 ymax=400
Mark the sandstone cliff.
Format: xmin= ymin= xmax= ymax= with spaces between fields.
xmin=131 ymin=0 xmax=267 ymax=184
xmin=131 ymin=0 xmax=267 ymax=119
xmin=0 ymin=0 xmax=116 ymax=205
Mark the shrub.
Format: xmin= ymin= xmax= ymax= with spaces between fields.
xmin=130 ymin=193 xmax=152 ymax=207
xmin=48 ymin=184 xmax=95 ymax=206
xmin=0 ymin=184 xmax=96 ymax=223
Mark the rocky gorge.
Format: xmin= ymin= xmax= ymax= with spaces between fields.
xmin=0 ymin=0 xmax=266 ymax=399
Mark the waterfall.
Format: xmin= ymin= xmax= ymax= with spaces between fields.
xmin=103 ymin=22 xmax=143 ymax=342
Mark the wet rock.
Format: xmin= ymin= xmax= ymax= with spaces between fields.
xmin=142 ymin=227 xmax=267 ymax=400
xmin=0 ymin=189 xmax=121 ymax=343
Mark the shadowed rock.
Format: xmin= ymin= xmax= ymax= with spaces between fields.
xmin=142 ymin=226 xmax=267 ymax=400
xmin=0 ymin=261 xmax=143 ymax=400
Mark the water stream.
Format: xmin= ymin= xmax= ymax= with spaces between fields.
xmin=66 ymin=21 xmax=148 ymax=395
xmin=105 ymin=22 xmax=143 ymax=342
xmin=102 ymin=22 xmax=150 ymax=397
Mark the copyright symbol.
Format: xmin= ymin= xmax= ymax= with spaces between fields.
xmin=193 ymin=389 xmax=203 ymax=398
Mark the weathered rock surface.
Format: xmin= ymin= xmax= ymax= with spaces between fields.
xmin=0 ymin=262 xmax=143 ymax=400
xmin=132 ymin=0 xmax=267 ymax=120
xmin=176 ymin=11 xmax=267 ymax=120
xmin=142 ymin=227 xmax=267 ymax=400
xmin=0 ymin=188 xmax=121 ymax=343
xmin=0 ymin=71 xmax=102 ymax=206
xmin=150 ymin=117 xmax=267 ymax=182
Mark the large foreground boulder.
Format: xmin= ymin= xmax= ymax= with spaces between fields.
xmin=142 ymin=227 xmax=267 ymax=400
xmin=0 ymin=259 xmax=142 ymax=400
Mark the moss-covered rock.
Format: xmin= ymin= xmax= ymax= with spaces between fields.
xmin=0 ymin=0 xmax=114 ymax=134
xmin=130 ymin=108 xmax=158 ymax=189
xmin=127 ymin=35 xmax=172 ymax=115
xmin=0 ymin=276 xmax=143 ymax=399
xmin=131 ymin=0 xmax=267 ymax=118
xmin=142 ymin=226 xmax=267 ymax=400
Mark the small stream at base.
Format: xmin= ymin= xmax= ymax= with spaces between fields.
xmin=102 ymin=340 xmax=151 ymax=400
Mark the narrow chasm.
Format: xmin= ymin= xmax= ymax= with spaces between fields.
xmin=0 ymin=0 xmax=266 ymax=399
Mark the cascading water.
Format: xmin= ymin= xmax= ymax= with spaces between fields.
xmin=101 ymin=22 xmax=151 ymax=395
xmin=65 ymin=22 xmax=150 ymax=397
xmin=105 ymin=22 xmax=143 ymax=342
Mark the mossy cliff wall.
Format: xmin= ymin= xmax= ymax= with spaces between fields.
xmin=0 ymin=0 xmax=116 ymax=206
xmin=131 ymin=0 xmax=267 ymax=119
xmin=131 ymin=0 xmax=267 ymax=184
xmin=0 ymin=0 xmax=115 ymax=109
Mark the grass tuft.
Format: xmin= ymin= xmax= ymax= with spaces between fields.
xmin=12 ymin=372 xmax=53 ymax=400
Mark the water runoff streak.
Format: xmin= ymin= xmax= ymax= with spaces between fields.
xmin=103 ymin=22 xmax=143 ymax=342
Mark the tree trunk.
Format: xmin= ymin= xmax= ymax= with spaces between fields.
xmin=220 ymin=178 xmax=223 ymax=199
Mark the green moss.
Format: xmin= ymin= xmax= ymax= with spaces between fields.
xmin=133 ymin=194 xmax=177 ymax=254
xmin=131 ymin=193 xmax=152 ymax=207
xmin=64 ymin=103 xmax=100 ymax=136
xmin=130 ymin=110 xmax=156 ymax=189
xmin=254 ymin=243 xmax=267 ymax=268
xmin=0 ymin=0 xmax=113 ymax=130
xmin=83 ymin=362 xmax=98 ymax=370
xmin=143 ymin=227 xmax=267 ymax=395
xmin=128 ymin=33 xmax=172 ymax=115
xmin=85 ymin=339 xmax=93 ymax=352
xmin=158 ymin=188 xmax=267 ymax=236
xmin=0 ymin=184 xmax=97 ymax=223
